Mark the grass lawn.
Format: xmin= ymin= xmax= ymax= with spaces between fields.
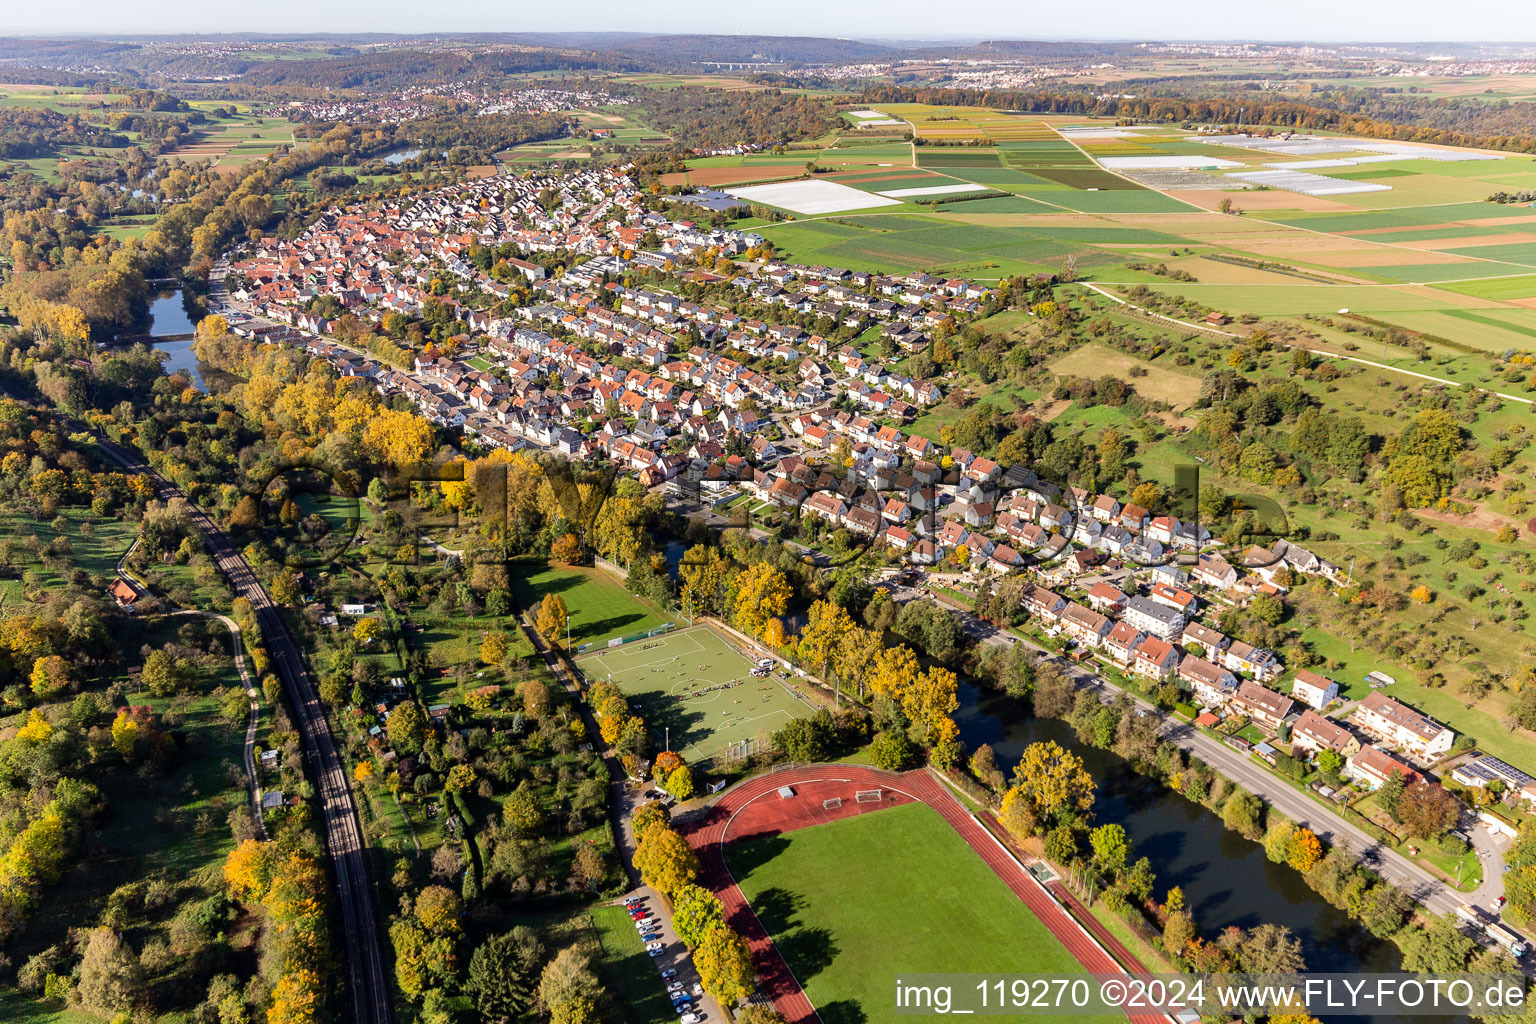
xmin=509 ymin=559 xmax=670 ymax=648
xmin=575 ymin=624 xmax=809 ymax=762
xmin=588 ymin=904 xmax=676 ymax=1024
xmin=726 ymin=801 xmax=1115 ymax=1024
xmin=0 ymin=992 xmax=104 ymax=1024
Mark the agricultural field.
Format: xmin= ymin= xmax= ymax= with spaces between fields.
xmin=726 ymin=802 xmax=1113 ymax=1024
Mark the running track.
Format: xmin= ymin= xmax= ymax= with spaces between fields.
xmin=683 ymin=765 xmax=1167 ymax=1024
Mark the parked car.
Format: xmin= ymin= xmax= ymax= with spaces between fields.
xmin=648 ymin=947 xmax=664 ymax=958
xmin=646 ymin=942 xmax=663 ymax=952
xmin=1498 ymin=896 xmax=1508 ymax=908
xmin=660 ymin=968 xmax=678 ymax=980
xmin=681 ymin=1014 xmax=700 ymax=1024
xmin=674 ymin=1003 xmax=692 ymax=1016
xmin=667 ymin=982 xmax=684 ymax=993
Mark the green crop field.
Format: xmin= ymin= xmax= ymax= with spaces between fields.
xmin=509 ymin=560 xmax=670 ymax=647
xmin=576 ymin=624 xmax=810 ymax=762
xmin=726 ymin=802 xmax=1113 ymax=1024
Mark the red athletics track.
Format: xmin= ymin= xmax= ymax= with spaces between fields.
xmin=683 ymin=765 xmax=1168 ymax=1024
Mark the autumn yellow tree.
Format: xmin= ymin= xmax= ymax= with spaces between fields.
xmin=353 ymin=617 xmax=383 ymax=646
xmin=29 ymin=654 xmax=69 ymax=697
xmin=869 ymin=644 xmax=919 ymax=702
xmin=480 ymin=633 xmax=509 ymax=666
xmin=364 ymin=409 xmax=436 ymax=471
xmin=903 ymin=666 xmax=959 ymax=743
xmin=1011 ymin=741 xmax=1096 ymax=826
xmin=535 ymin=593 xmax=569 ymax=648
xmin=732 ymin=563 xmax=790 ymax=638
xmin=223 ymin=839 xmax=275 ymax=902
xmin=694 ymin=923 xmax=755 ymax=1005
xmin=634 ymin=825 xmax=698 ymax=896
xmin=796 ymin=599 xmax=854 ymax=678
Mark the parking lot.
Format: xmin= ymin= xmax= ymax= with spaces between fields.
xmin=619 ymin=888 xmax=718 ymax=1023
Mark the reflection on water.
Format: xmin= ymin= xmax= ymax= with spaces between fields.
xmin=146 ymin=290 xmax=204 ymax=391
xmin=952 ymin=679 xmax=1433 ymax=1017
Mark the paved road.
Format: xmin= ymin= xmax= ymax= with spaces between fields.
xmin=95 ymin=437 xmax=393 ymax=1024
xmin=924 ymin=589 xmax=1495 ymax=923
xmin=169 ymin=608 xmax=268 ymax=839
xmin=519 ymin=617 xmax=729 ymax=1024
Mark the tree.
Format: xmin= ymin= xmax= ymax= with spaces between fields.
xmin=387 ymin=701 xmax=428 ymax=753
xmin=736 ymin=1008 xmax=788 ymax=1024
xmin=480 ymin=633 xmax=509 ymax=666
xmin=505 ymin=783 xmax=544 ymax=835
xmin=364 ymin=409 xmax=436 ymax=471
xmin=537 ymin=946 xmax=606 ymax=1024
xmin=28 ymin=654 xmax=68 ymax=697
xmin=1286 ymin=828 xmax=1324 ymax=873
xmin=1090 ymin=823 xmax=1128 ymax=875
xmin=673 ymin=884 xmax=725 ymax=948
xmin=634 ymin=825 xmax=698 ymax=896
xmin=870 ymin=730 xmax=918 ymax=771
xmin=1221 ymin=791 xmax=1265 ymax=840
xmin=535 ymin=594 xmax=569 ymax=648
xmin=141 ymin=648 xmax=185 ymax=696
xmin=1397 ymin=780 xmax=1460 ymax=840
xmin=445 ymin=764 xmax=476 ymax=794
xmin=733 ymin=563 xmax=791 ymax=638
xmin=354 ymin=617 xmax=384 ymax=646
xmin=270 ymin=571 xmax=301 ymax=606
xmin=467 ymin=927 xmax=545 ymax=1023
xmin=1399 ymin=913 xmax=1476 ymax=974
xmin=695 ymin=923 xmax=755 ymax=1005
xmin=998 ymin=786 xmax=1038 ymax=840
xmin=777 ymin=712 xmax=836 ymax=762
xmin=1379 ymin=772 xmax=1407 ymax=821
xmin=1240 ymin=923 xmax=1305 ymax=974
xmin=1011 ymin=741 xmax=1095 ymax=826
xmin=197 ymin=313 xmax=230 ymax=339
xmin=77 ymin=926 xmax=143 ymax=1014
xmin=518 ymin=679 xmax=551 ymax=720
xmin=1316 ymin=749 xmax=1345 ymax=776
xmin=665 ymin=765 xmax=695 ymax=800
xmin=550 ymin=533 xmax=583 ymax=565
xmin=415 ymin=885 xmax=463 ymax=934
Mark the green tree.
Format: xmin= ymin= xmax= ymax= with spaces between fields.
xmin=76 ymin=927 xmax=143 ymax=1014
xmin=387 ymin=701 xmax=428 ymax=753
xmin=536 ymin=946 xmax=606 ymax=1024
xmin=466 ymin=927 xmax=546 ymax=1023
xmin=1090 ymin=823 xmax=1128 ymax=875
xmin=870 ymin=730 xmax=918 ymax=772
xmin=673 ymin=884 xmax=725 ymax=949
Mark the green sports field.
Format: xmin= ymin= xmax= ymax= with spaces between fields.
xmin=509 ymin=560 xmax=670 ymax=647
xmin=576 ymin=624 xmax=811 ymax=761
xmin=726 ymin=802 xmax=1115 ymax=1024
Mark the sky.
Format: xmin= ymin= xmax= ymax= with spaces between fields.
xmin=5 ymin=0 xmax=1531 ymax=43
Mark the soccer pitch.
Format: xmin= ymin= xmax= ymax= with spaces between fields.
xmin=575 ymin=625 xmax=814 ymax=762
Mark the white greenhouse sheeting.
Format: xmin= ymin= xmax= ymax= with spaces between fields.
xmin=1224 ymin=169 xmax=1393 ymax=196
xmin=724 ymin=179 xmax=901 ymax=214
xmin=876 ymin=183 xmax=991 ymax=197
xmin=1099 ymin=155 xmax=1244 ymax=170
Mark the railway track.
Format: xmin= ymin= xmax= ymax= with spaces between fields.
xmin=95 ymin=437 xmax=393 ymax=1024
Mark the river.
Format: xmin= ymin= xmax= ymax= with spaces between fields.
xmin=145 ymin=290 xmax=206 ymax=390
xmin=950 ymin=680 xmax=1455 ymax=1023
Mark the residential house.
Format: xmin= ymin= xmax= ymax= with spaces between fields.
xmin=1021 ymin=584 xmax=1067 ymax=623
xmin=1345 ymin=745 xmax=1421 ymax=791
xmin=1132 ymin=637 xmax=1180 ymax=680
xmin=1179 ymin=656 xmax=1238 ymax=707
xmin=1123 ymin=595 xmax=1185 ymax=641
xmin=1230 ymin=680 xmax=1294 ymax=732
xmin=1060 ymin=604 xmax=1112 ymax=649
xmin=1351 ymin=692 xmax=1454 ymax=758
xmin=1291 ymin=710 xmax=1361 ymax=759
xmin=1180 ymin=622 xmax=1230 ymax=657
xmin=1192 ymin=554 xmax=1239 ymax=591
xmin=1290 ymin=669 xmax=1339 ymax=712
xmin=1086 ymin=582 xmax=1127 ymax=614
xmin=1221 ymin=639 xmax=1281 ymax=682
xmin=1103 ymin=622 xmax=1143 ymax=666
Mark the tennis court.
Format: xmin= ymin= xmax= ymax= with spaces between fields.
xmin=575 ymin=624 xmax=815 ymax=762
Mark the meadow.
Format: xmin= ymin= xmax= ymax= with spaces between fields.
xmin=726 ymin=802 xmax=1114 ymax=1024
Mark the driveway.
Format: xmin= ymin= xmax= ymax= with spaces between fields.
xmin=1468 ymin=824 xmax=1509 ymax=910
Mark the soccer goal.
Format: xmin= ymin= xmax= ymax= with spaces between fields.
xmin=822 ymin=797 xmax=843 ymax=810
xmin=854 ymin=789 xmax=883 ymax=804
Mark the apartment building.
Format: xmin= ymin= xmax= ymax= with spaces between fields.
xmin=1351 ymin=691 xmax=1455 ymax=758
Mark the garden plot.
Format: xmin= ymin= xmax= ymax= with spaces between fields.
xmin=725 ymin=178 xmax=900 ymax=214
